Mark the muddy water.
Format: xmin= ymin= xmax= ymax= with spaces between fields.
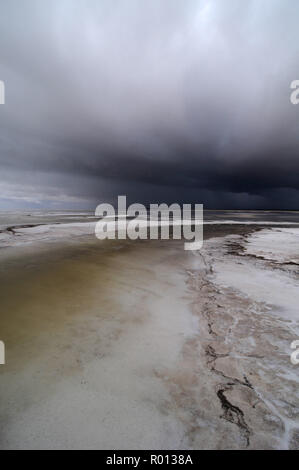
xmin=0 ymin=237 xmax=198 ymax=449
xmin=1 ymin=226 xmax=298 ymax=449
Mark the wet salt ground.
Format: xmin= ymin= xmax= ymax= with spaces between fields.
xmin=0 ymin=223 xmax=298 ymax=449
xmin=212 ymin=228 xmax=299 ymax=323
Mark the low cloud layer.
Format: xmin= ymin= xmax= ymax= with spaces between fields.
xmin=0 ymin=0 xmax=298 ymax=209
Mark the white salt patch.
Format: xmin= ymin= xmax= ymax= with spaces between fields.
xmin=1 ymin=222 xmax=97 ymax=248
xmin=204 ymin=221 xmax=299 ymax=225
xmin=210 ymin=229 xmax=299 ymax=322
xmin=245 ymin=228 xmax=299 ymax=264
xmin=213 ymin=260 xmax=299 ymax=321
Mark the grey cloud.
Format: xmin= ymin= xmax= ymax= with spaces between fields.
xmin=0 ymin=0 xmax=298 ymax=209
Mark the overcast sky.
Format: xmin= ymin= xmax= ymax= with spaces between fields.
xmin=0 ymin=0 xmax=298 ymax=209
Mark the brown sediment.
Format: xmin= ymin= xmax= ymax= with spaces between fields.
xmin=0 ymin=236 xmax=196 ymax=449
xmin=0 ymin=226 xmax=298 ymax=449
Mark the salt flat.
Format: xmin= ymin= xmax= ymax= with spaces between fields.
xmin=0 ymin=224 xmax=298 ymax=449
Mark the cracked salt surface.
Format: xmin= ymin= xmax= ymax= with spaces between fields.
xmin=189 ymin=229 xmax=299 ymax=449
xmin=1 ymin=222 xmax=299 ymax=449
xmin=211 ymin=229 xmax=299 ymax=323
xmin=244 ymin=228 xmax=299 ymax=265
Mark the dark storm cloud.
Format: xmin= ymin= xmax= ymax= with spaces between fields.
xmin=0 ymin=0 xmax=298 ymax=208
